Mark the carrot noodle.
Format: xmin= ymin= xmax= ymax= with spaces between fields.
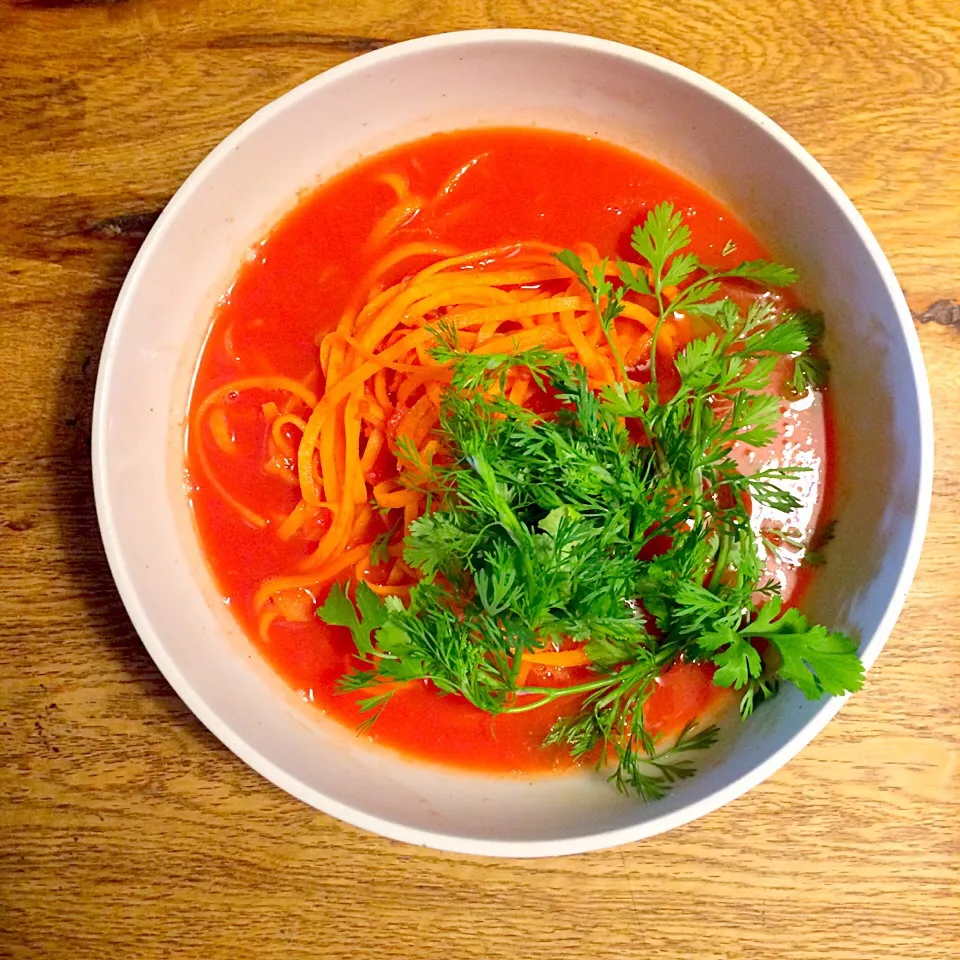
xmin=521 ymin=648 xmax=593 ymax=668
xmin=192 ymin=376 xmax=317 ymax=530
xmin=374 ymin=485 xmax=420 ymax=510
xmin=367 ymin=196 xmax=423 ymax=250
xmin=372 ymin=369 xmax=391 ymax=412
xmin=258 ymin=608 xmax=280 ymax=644
xmin=395 ymin=373 xmax=421 ymax=408
xmin=359 ymin=427 xmax=385 ymax=474
xmin=378 ymin=171 xmax=410 ymax=200
xmin=263 ymin=454 xmax=299 ymax=487
xmin=271 ymin=413 xmax=307 ymax=453
xmin=193 ymin=434 xmax=268 ymax=529
xmin=358 ymin=241 xmax=458 ymax=298
xmin=360 ymin=396 xmax=387 ymax=427
xmin=196 ymin=377 xmax=318 ymax=418
xmin=432 ymin=153 xmax=488 ymax=203
xmin=253 ymin=545 xmax=372 ymax=610
xmin=267 ymin=589 xmax=316 ymax=628
xmin=276 ymin=498 xmax=316 ymax=541
xmin=208 ymin=407 xmax=235 ymax=455
xmin=402 ymin=499 xmax=419 ymax=534
xmin=617 ymin=301 xmax=658 ymax=331
xmin=344 ymin=393 xmax=366 ymax=505
xmin=197 ymin=238 xmax=677 ymax=631
xmin=349 ymin=503 xmax=374 ymax=543
xmin=508 ymin=375 xmax=532 ymax=407
xmin=364 ymin=582 xmax=413 ymax=598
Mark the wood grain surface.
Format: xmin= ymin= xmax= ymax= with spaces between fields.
xmin=1 ymin=1 xmax=958 ymax=958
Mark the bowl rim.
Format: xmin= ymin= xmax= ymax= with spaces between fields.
xmin=91 ymin=27 xmax=934 ymax=857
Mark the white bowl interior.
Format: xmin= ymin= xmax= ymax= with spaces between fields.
xmin=93 ymin=31 xmax=931 ymax=856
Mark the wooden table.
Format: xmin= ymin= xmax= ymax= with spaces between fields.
xmin=1 ymin=2 xmax=958 ymax=957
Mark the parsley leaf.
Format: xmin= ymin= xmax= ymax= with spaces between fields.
xmin=697 ymin=623 xmax=764 ymax=689
xmin=316 ymin=581 xmax=388 ymax=660
xmin=744 ymin=597 xmax=864 ymax=698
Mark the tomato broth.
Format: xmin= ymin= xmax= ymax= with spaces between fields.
xmin=187 ymin=128 xmax=831 ymax=775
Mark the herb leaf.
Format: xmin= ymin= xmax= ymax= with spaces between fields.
xmin=743 ymin=597 xmax=864 ymax=698
xmin=317 ymin=581 xmax=387 ymax=660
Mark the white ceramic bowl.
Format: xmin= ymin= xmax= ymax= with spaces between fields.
xmin=93 ymin=29 xmax=933 ymax=856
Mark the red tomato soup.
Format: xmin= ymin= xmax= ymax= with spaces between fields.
xmin=186 ymin=128 xmax=832 ymax=775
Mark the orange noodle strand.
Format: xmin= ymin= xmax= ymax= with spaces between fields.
xmin=201 ymin=246 xmax=663 ymax=626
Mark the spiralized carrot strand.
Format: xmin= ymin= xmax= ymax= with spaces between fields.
xmin=353 ymin=555 xmax=372 ymax=583
xmin=317 ymin=400 xmax=344 ymax=505
xmin=451 ymin=296 xmax=586 ymax=333
xmin=301 ymin=487 xmax=357 ymax=569
xmin=373 ymin=369 xmax=392 ymax=413
xmin=356 ymin=241 xmax=459 ymax=304
xmin=432 ymin=153 xmax=488 ymax=202
xmin=396 ymin=394 xmax=434 ymax=437
xmin=419 ymin=266 xmax=571 ymax=290
xmin=319 ymin=330 xmax=338 ymax=375
xmin=298 ymin=328 xmax=446 ymax=503
xmin=366 ymin=240 xmax=458 ymax=281
xmin=254 ymin=546 xmax=372 ymax=611
xmin=364 ymin=583 xmax=413 ymax=598
xmin=195 ymin=376 xmax=318 ymax=420
xmin=271 ymin=413 xmax=307 ymax=454
xmin=412 ymin=242 xmax=563 ymax=285
xmin=258 ymin=609 xmax=280 ymax=644
xmin=373 ymin=480 xmax=421 ymax=510
xmin=359 ymin=428 xmax=385 ymax=474
xmin=657 ymin=323 xmax=679 ymax=359
xmin=339 ymin=283 xmax=406 ymax=341
xmin=409 ymin=409 xmax=439 ymax=448
xmin=359 ymin=285 xmax=515 ymax=351
xmin=366 ymin=196 xmax=422 ymax=250
xmin=472 ymin=324 xmax=570 ymax=357
xmin=276 ymin=499 xmax=315 ymax=541
xmin=343 ymin=332 xmax=452 ymax=376
xmin=617 ymin=300 xmax=658 ymax=331
xmin=343 ymin=393 xmax=365 ymax=504
xmin=403 ymin=499 xmax=419 ymax=533
xmin=521 ymin=649 xmax=593 ymax=668
xmin=360 ymin=397 xmax=387 ymax=427
xmin=193 ymin=434 xmax=268 ymax=529
xmin=558 ymin=310 xmax=601 ymax=374
xmin=415 ymin=439 xmax=438 ymax=471
xmin=263 ymin=454 xmax=299 ymax=486
xmin=508 ymin=375 xmax=532 ymax=407
xmin=349 ymin=503 xmax=374 ymax=545
xmin=378 ymin=171 xmax=410 ymax=200
xmin=208 ymin=407 xmax=235 ymax=455
xmin=238 ymin=239 xmax=669 ymax=650
xmin=621 ymin=328 xmax=654 ymax=368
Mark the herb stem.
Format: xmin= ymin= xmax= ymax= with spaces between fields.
xmin=690 ymin=396 xmax=705 ymax=525
xmin=502 ymin=675 xmax=621 ymax=713
xmin=708 ymin=529 xmax=733 ymax=591
xmin=648 ymin=300 xmax=666 ymax=398
xmin=601 ymin=321 xmax=628 ymax=382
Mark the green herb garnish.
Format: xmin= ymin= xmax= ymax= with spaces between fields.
xmin=317 ymin=202 xmax=863 ymax=799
